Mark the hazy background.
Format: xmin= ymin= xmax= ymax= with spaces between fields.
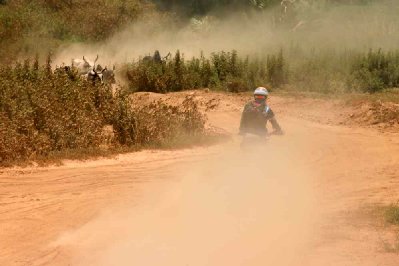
xmin=54 ymin=0 xmax=399 ymax=65
xmin=1 ymin=1 xmax=398 ymax=65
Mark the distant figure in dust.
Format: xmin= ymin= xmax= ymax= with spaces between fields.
xmin=239 ymin=87 xmax=283 ymax=137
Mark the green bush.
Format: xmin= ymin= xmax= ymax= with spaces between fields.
xmin=266 ymin=49 xmax=287 ymax=88
xmin=129 ymin=96 xmax=206 ymax=147
xmin=123 ymin=48 xmax=399 ymax=94
xmin=125 ymin=50 xmax=288 ymax=93
xmin=0 ymin=57 xmax=111 ymax=162
xmin=349 ymin=50 xmax=399 ymax=93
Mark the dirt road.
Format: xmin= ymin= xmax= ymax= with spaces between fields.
xmin=1 ymin=91 xmax=399 ymax=265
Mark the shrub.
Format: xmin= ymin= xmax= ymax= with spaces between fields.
xmin=266 ymin=49 xmax=287 ymax=88
xmin=349 ymin=49 xmax=399 ymax=93
xmin=125 ymin=50 xmax=287 ymax=93
xmin=128 ymin=95 xmax=206 ymax=147
xmin=0 ymin=57 xmax=110 ymax=162
xmin=0 ymin=56 xmax=207 ymax=165
xmin=124 ymin=48 xmax=399 ymax=95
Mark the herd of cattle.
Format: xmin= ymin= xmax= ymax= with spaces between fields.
xmin=56 ymin=55 xmax=116 ymax=85
xmin=56 ymin=51 xmax=171 ymax=85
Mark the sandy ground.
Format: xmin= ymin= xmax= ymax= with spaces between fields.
xmin=1 ymin=91 xmax=399 ymax=265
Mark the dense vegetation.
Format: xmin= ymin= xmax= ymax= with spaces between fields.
xmin=126 ymin=50 xmax=286 ymax=93
xmin=124 ymin=49 xmax=399 ymax=94
xmin=0 ymin=57 xmax=206 ymax=165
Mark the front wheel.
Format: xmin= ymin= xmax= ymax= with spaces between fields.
xmin=240 ymin=133 xmax=268 ymax=151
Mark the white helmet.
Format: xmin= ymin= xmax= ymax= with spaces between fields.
xmin=254 ymin=87 xmax=269 ymax=97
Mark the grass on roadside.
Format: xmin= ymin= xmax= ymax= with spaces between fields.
xmin=361 ymin=204 xmax=399 ymax=253
xmin=382 ymin=204 xmax=399 ymax=253
xmin=385 ymin=204 xmax=399 ymax=226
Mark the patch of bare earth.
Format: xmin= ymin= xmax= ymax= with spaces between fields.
xmin=349 ymin=100 xmax=399 ymax=129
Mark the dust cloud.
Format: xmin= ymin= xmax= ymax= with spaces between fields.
xmin=53 ymin=1 xmax=399 ymax=67
xmin=52 ymin=138 xmax=318 ymax=266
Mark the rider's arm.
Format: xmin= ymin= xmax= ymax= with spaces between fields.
xmin=239 ymin=104 xmax=250 ymax=134
xmin=263 ymin=107 xmax=283 ymax=133
xmin=270 ymin=117 xmax=282 ymax=132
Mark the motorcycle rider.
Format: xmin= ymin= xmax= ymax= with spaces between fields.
xmin=239 ymin=87 xmax=283 ymax=137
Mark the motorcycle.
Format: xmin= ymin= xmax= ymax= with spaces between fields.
xmin=239 ymin=130 xmax=284 ymax=151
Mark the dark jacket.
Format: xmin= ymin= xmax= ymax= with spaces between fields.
xmin=239 ymin=100 xmax=281 ymax=136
